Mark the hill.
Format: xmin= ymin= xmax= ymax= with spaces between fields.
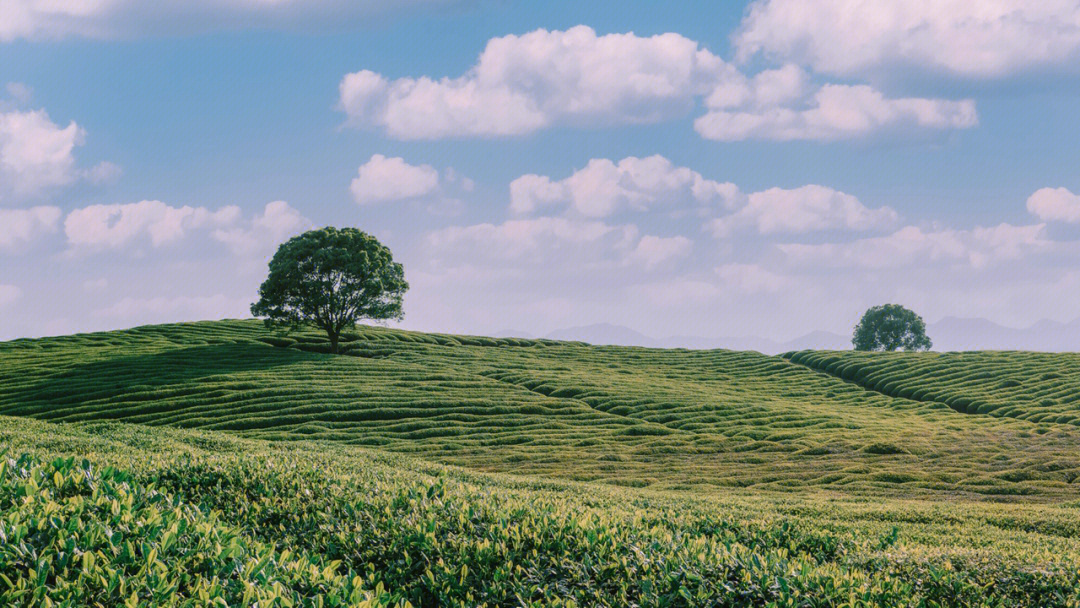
xmin=5 ymin=321 xmax=1080 ymax=605
xmin=2 ymin=319 xmax=1080 ymax=499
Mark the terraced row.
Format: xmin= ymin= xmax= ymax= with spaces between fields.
xmin=3 ymin=320 xmax=1080 ymax=498
xmin=787 ymin=350 xmax=1080 ymax=425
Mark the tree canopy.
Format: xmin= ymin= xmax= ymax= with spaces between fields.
xmin=251 ymin=227 xmax=408 ymax=353
xmin=852 ymin=304 xmax=932 ymax=352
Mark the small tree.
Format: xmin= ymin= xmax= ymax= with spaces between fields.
xmin=852 ymin=304 xmax=932 ymax=352
xmin=251 ymin=227 xmax=408 ymax=353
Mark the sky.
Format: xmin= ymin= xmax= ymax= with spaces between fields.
xmin=2 ymin=0 xmax=1080 ymax=342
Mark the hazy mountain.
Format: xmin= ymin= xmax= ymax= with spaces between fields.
xmin=536 ymin=317 xmax=1080 ymax=353
xmin=541 ymin=324 xmax=849 ymax=353
xmin=491 ymin=328 xmax=535 ymax=339
xmin=779 ymin=330 xmax=852 ymax=352
xmin=544 ymin=323 xmax=659 ymax=346
xmin=928 ymin=317 xmax=1080 ymax=352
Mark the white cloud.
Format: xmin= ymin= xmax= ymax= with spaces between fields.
xmin=95 ymin=294 xmax=250 ymax=320
xmin=426 ymin=214 xmax=689 ymax=275
xmin=734 ymin=0 xmax=1080 ymax=78
xmin=710 ymin=184 xmax=897 ymax=236
xmin=350 ymin=154 xmax=440 ymax=205
xmin=1 ymin=0 xmax=460 ymax=41
xmin=714 ymin=263 xmax=788 ymax=294
xmin=626 ymin=235 xmax=692 ymax=269
xmin=428 ymin=217 xmax=635 ymax=259
xmin=65 ymin=200 xmax=240 ymax=250
xmin=0 ymin=108 xmax=83 ymax=201
xmin=83 ymin=160 xmax=122 ymax=184
xmin=0 ymin=284 xmax=20 ymax=308
xmin=1027 ymin=187 xmax=1080 ymax=223
xmin=510 ymin=155 xmax=740 ymax=217
xmin=340 ymin=27 xmax=976 ymax=142
xmin=779 ymin=223 xmax=1050 ymax=269
xmin=0 ymin=205 xmax=61 ymax=250
xmin=212 ymin=200 xmax=310 ymax=257
xmin=0 ymin=104 xmax=118 ymax=202
xmin=339 ymin=25 xmax=735 ymax=139
xmin=696 ymin=78 xmax=977 ymax=142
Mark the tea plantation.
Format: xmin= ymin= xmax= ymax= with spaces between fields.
xmin=3 ymin=320 xmax=1080 ymax=606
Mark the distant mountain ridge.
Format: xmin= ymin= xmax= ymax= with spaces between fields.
xmin=929 ymin=317 xmax=1080 ymax=352
xmin=540 ymin=323 xmax=849 ymax=353
xmin=532 ymin=318 xmax=1080 ymax=353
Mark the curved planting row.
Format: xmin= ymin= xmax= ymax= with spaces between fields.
xmin=3 ymin=321 xmax=1080 ymax=498
xmin=786 ymin=350 xmax=1080 ymax=425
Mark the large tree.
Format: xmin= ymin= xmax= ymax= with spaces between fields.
xmin=852 ymin=304 xmax=932 ymax=352
xmin=251 ymin=227 xmax=408 ymax=353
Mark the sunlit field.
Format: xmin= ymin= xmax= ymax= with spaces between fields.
xmin=4 ymin=321 xmax=1080 ymax=606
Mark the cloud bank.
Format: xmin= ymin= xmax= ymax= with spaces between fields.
xmin=734 ymin=0 xmax=1080 ymax=78
xmin=339 ymin=26 xmax=976 ymax=142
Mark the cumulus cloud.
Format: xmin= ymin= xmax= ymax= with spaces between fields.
xmin=339 ymin=26 xmax=734 ymax=139
xmin=0 ymin=205 xmax=61 ymax=250
xmin=625 ymin=235 xmax=693 ymax=270
xmin=0 ymin=101 xmax=118 ymax=202
xmin=426 ymin=214 xmax=694 ymax=276
xmin=340 ymin=26 xmax=976 ymax=142
xmin=212 ymin=200 xmax=310 ymax=256
xmin=65 ymin=200 xmax=240 ymax=250
xmin=0 ymin=108 xmax=83 ymax=201
xmin=83 ymin=160 xmax=122 ymax=184
xmin=1027 ymin=187 xmax=1080 ymax=223
xmin=350 ymin=154 xmax=441 ymax=205
xmin=1 ymin=0 xmax=459 ymax=41
xmin=510 ymin=155 xmax=739 ymax=217
xmin=734 ymin=0 xmax=1080 ymax=78
xmin=511 ymin=157 xmax=895 ymax=237
xmin=695 ymin=67 xmax=977 ymax=141
xmin=0 ymin=284 xmax=20 ymax=308
xmin=428 ymin=217 xmax=636 ymax=259
xmin=710 ymin=184 xmax=898 ymax=236
xmin=779 ymin=223 xmax=1050 ymax=270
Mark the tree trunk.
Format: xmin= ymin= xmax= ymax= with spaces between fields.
xmin=328 ymin=330 xmax=339 ymax=354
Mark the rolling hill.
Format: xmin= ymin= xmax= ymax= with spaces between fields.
xmin=2 ymin=319 xmax=1080 ymax=499
xmin=4 ymin=320 xmax=1080 ymax=606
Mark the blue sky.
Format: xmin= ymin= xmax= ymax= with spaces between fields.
xmin=3 ymin=0 xmax=1080 ymax=341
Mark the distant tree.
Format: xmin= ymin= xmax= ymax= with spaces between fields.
xmin=852 ymin=304 xmax=932 ymax=352
xmin=251 ymin=227 xmax=408 ymax=354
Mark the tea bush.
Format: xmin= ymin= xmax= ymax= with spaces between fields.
xmin=4 ymin=418 xmax=1080 ymax=606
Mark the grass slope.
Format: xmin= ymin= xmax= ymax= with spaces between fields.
xmin=2 ymin=320 xmax=1080 ymax=500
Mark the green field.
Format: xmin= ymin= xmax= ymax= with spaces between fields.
xmin=3 ymin=320 xmax=1080 ymax=606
